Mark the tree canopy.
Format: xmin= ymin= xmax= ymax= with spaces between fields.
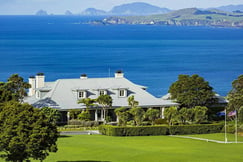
xmin=169 ymin=74 xmax=216 ymax=108
xmin=0 ymin=101 xmax=59 ymax=162
xmin=0 ymin=74 xmax=30 ymax=103
xmin=227 ymin=75 xmax=243 ymax=111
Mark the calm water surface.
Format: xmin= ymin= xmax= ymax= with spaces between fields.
xmin=0 ymin=16 xmax=243 ymax=97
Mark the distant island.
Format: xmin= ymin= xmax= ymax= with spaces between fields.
xmin=94 ymin=8 xmax=243 ymax=28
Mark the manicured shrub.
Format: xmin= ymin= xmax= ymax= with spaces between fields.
xmin=99 ymin=125 xmax=169 ymax=136
xmin=169 ymin=124 xmax=224 ymax=135
xmin=99 ymin=124 xmax=223 ymax=136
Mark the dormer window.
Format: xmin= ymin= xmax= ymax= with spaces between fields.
xmin=119 ymin=89 xmax=127 ymax=97
xmin=78 ymin=91 xmax=87 ymax=99
xmin=99 ymin=90 xmax=107 ymax=96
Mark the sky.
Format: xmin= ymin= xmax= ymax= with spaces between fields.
xmin=1 ymin=0 xmax=243 ymax=15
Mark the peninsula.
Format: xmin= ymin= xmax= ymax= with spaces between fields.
xmin=95 ymin=8 xmax=243 ymax=28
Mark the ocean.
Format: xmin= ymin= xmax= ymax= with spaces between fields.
xmin=0 ymin=16 xmax=243 ymax=97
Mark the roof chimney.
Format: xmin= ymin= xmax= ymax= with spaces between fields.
xmin=36 ymin=73 xmax=45 ymax=88
xmin=28 ymin=76 xmax=36 ymax=96
xmin=115 ymin=70 xmax=124 ymax=78
xmin=80 ymin=74 xmax=88 ymax=79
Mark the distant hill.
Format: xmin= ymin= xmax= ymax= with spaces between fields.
xmin=109 ymin=2 xmax=170 ymax=15
xmin=35 ymin=10 xmax=48 ymax=16
xmin=216 ymin=4 xmax=243 ymax=12
xmin=81 ymin=8 xmax=107 ymax=16
xmin=98 ymin=8 xmax=243 ymax=28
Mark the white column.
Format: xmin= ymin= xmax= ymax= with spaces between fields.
xmin=161 ymin=107 xmax=165 ymax=119
xmin=67 ymin=111 xmax=70 ymax=122
xmin=101 ymin=109 xmax=104 ymax=121
xmin=95 ymin=109 xmax=98 ymax=121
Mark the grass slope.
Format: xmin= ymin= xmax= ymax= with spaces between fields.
xmin=27 ymin=134 xmax=243 ymax=162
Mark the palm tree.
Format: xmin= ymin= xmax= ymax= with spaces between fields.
xmin=145 ymin=108 xmax=160 ymax=125
xmin=164 ymin=106 xmax=178 ymax=126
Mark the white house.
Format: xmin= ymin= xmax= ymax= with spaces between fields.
xmin=24 ymin=71 xmax=178 ymax=123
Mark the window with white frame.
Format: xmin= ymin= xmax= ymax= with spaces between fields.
xmin=99 ymin=90 xmax=107 ymax=96
xmin=78 ymin=91 xmax=86 ymax=99
xmin=119 ymin=89 xmax=127 ymax=97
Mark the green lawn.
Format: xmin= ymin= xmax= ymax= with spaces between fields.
xmin=2 ymin=134 xmax=243 ymax=162
xmin=31 ymin=134 xmax=243 ymax=162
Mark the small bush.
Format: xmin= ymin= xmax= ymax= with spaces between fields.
xmin=67 ymin=120 xmax=99 ymax=127
xmin=154 ymin=118 xmax=168 ymax=125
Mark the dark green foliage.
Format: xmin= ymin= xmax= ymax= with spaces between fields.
xmin=0 ymin=101 xmax=59 ymax=162
xmin=154 ymin=118 xmax=168 ymax=125
xmin=169 ymin=74 xmax=216 ymax=108
xmin=227 ymin=75 xmax=243 ymax=112
xmin=40 ymin=107 xmax=61 ymax=123
xmin=0 ymin=74 xmax=30 ymax=103
xmin=99 ymin=125 xmax=169 ymax=136
xmin=169 ymin=124 xmax=224 ymax=135
xmin=99 ymin=124 xmax=223 ymax=136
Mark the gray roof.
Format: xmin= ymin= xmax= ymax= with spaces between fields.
xmin=25 ymin=77 xmax=178 ymax=110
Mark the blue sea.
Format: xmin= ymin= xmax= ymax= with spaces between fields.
xmin=0 ymin=16 xmax=243 ymax=97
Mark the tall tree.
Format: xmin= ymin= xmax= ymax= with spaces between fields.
xmin=0 ymin=101 xmax=59 ymax=162
xmin=0 ymin=74 xmax=30 ymax=103
xmin=96 ymin=94 xmax=112 ymax=123
xmin=0 ymin=82 xmax=13 ymax=102
xmin=227 ymin=75 xmax=243 ymax=112
xmin=169 ymin=74 xmax=216 ymax=108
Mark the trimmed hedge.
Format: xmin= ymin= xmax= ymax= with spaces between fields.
xmin=169 ymin=124 xmax=224 ymax=135
xmin=99 ymin=124 xmax=224 ymax=136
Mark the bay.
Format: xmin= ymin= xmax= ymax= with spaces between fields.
xmin=0 ymin=16 xmax=243 ymax=97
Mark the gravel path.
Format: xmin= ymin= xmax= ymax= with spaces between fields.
xmin=170 ymin=135 xmax=243 ymax=143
